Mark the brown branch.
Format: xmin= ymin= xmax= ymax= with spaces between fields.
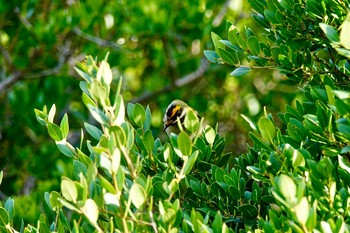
xmin=0 ymin=44 xmax=71 ymax=93
xmin=130 ymin=59 xmax=209 ymax=103
xmin=130 ymin=0 xmax=231 ymax=104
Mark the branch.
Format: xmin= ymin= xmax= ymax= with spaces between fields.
xmin=0 ymin=44 xmax=71 ymax=93
xmin=212 ymin=0 xmax=232 ymax=27
xmin=73 ymin=27 xmax=121 ymax=49
xmin=130 ymin=59 xmax=209 ymax=103
xmin=130 ymin=0 xmax=231 ymax=103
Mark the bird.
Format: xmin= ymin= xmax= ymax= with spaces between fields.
xmin=163 ymin=99 xmax=195 ymax=136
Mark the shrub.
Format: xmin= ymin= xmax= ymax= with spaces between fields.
xmin=1 ymin=0 xmax=350 ymax=232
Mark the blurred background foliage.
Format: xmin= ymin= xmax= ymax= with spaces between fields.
xmin=0 ymin=0 xmax=296 ymax=226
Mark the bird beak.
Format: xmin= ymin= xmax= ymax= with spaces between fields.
xmin=163 ymin=123 xmax=169 ymax=132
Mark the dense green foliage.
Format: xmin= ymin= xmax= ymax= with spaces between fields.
xmin=1 ymin=0 xmax=350 ymax=232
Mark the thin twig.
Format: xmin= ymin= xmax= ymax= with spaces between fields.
xmin=130 ymin=59 xmax=209 ymax=103
xmin=73 ymin=27 xmax=121 ymax=49
xmin=130 ymin=0 xmax=231 ymax=104
xmin=0 ymin=44 xmax=71 ymax=93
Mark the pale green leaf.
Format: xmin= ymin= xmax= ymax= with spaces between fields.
xmin=97 ymin=60 xmax=112 ymax=85
xmin=278 ymin=174 xmax=296 ymax=204
xmin=340 ymin=14 xmax=350 ymax=49
xmin=60 ymin=114 xmax=69 ymax=138
xmin=258 ymin=117 xmax=275 ymax=144
xmin=47 ymin=122 xmax=64 ymax=141
xmin=130 ymin=183 xmax=146 ymax=209
xmin=61 ymin=177 xmax=78 ymax=203
xmin=83 ymin=199 xmax=99 ymax=225
xmin=178 ymin=131 xmax=192 ymax=156
xmin=114 ymin=95 xmax=125 ymax=125
xmin=294 ymin=197 xmax=309 ymax=225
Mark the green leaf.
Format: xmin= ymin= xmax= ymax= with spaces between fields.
xmin=34 ymin=108 xmax=47 ymax=126
xmin=218 ymin=48 xmax=237 ymax=65
xmin=47 ymin=122 xmax=64 ymax=141
xmin=182 ymin=151 xmax=198 ymax=176
xmin=212 ymin=212 xmax=223 ymax=233
xmin=204 ymin=50 xmax=221 ymax=63
xmin=204 ymin=125 xmax=215 ymax=146
xmin=211 ymin=32 xmax=225 ymax=54
xmin=73 ymin=160 xmax=87 ymax=179
xmin=82 ymin=199 xmax=99 ymax=225
xmin=230 ymin=67 xmax=251 ymax=77
xmin=184 ymin=109 xmax=199 ymax=133
xmin=82 ymin=92 xmax=96 ymax=108
xmin=0 ymin=207 xmax=9 ymax=227
xmin=114 ymin=95 xmax=125 ymax=125
xmin=61 ymin=177 xmax=78 ymax=203
xmin=133 ymin=103 xmax=146 ymax=128
xmin=307 ymin=0 xmax=324 ymax=19
xmin=258 ymin=117 xmax=275 ymax=144
xmin=287 ymin=118 xmax=307 ymax=142
xmin=130 ymin=183 xmax=146 ymax=209
xmin=97 ymin=60 xmax=112 ymax=86
xmin=178 ymin=131 xmax=192 ymax=156
xmin=4 ymin=198 xmax=14 ymax=222
xmin=60 ymin=114 xmax=69 ymax=138
xmin=48 ymin=104 xmax=56 ymax=123
xmin=278 ymin=54 xmax=293 ymax=69
xmin=247 ymin=36 xmax=260 ymax=55
xmin=87 ymin=105 xmax=109 ymax=125
xmin=143 ymin=130 xmax=154 ymax=153
xmin=50 ymin=191 xmax=63 ymax=211
xmin=84 ymin=122 xmax=102 ymax=140
xmin=237 ymin=204 xmax=258 ymax=219
xmin=56 ymin=141 xmax=76 ymax=157
xmin=278 ymin=174 xmax=296 ymax=204
xmin=294 ymin=197 xmax=309 ymax=225
xmin=339 ymin=155 xmax=350 ymax=174
xmin=319 ymin=23 xmax=340 ymax=43
xmin=264 ymin=10 xmax=278 ymax=24
xmin=249 ymin=132 xmax=271 ymax=151
xmin=144 ymin=105 xmax=152 ymax=130
xmin=74 ymin=67 xmax=92 ymax=83
xmin=340 ymin=15 xmax=350 ymax=49
xmin=241 ymin=114 xmax=258 ymax=131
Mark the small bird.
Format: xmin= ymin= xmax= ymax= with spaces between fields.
xmin=163 ymin=100 xmax=194 ymax=136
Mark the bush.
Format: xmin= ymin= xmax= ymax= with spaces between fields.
xmin=1 ymin=0 xmax=350 ymax=232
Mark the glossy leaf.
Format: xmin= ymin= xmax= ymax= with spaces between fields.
xmin=258 ymin=117 xmax=275 ymax=144
xmin=84 ymin=122 xmax=102 ymax=140
xmin=230 ymin=67 xmax=251 ymax=77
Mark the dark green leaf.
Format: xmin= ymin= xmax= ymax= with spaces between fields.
xmin=237 ymin=204 xmax=258 ymax=219
xmin=247 ymin=36 xmax=260 ymax=55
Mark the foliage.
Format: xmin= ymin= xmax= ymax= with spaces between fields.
xmin=1 ymin=0 xmax=243 ymax=224
xmin=0 ymin=0 xmax=350 ymax=232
